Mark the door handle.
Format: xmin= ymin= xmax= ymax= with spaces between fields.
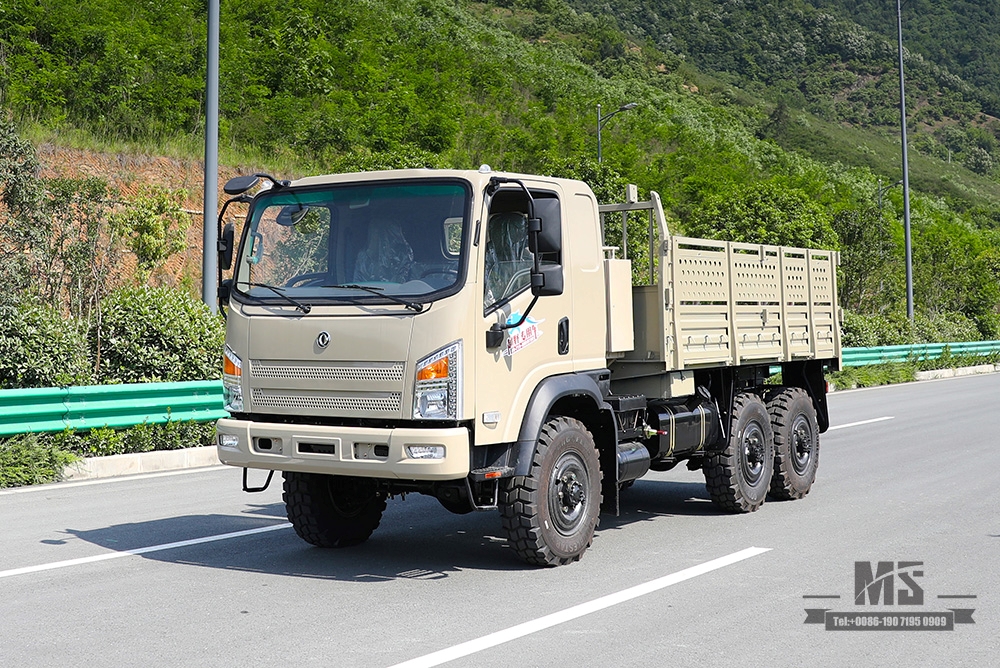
xmin=558 ymin=317 xmax=569 ymax=355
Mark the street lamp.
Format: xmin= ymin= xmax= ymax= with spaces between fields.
xmin=597 ymin=102 xmax=638 ymax=163
xmin=896 ymin=0 xmax=914 ymax=321
xmin=876 ymin=178 xmax=902 ymax=214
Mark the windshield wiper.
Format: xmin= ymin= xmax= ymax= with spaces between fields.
xmin=325 ymin=283 xmax=425 ymax=313
xmin=239 ymin=282 xmax=311 ymax=313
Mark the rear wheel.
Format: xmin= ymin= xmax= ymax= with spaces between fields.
xmin=282 ymin=472 xmax=387 ymax=547
xmin=704 ymin=392 xmax=773 ymax=513
xmin=766 ymin=387 xmax=820 ymax=500
xmin=500 ymin=417 xmax=602 ymax=566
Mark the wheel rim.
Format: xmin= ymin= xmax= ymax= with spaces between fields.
xmin=740 ymin=422 xmax=767 ymax=485
xmin=790 ymin=414 xmax=814 ymax=475
xmin=548 ymin=450 xmax=590 ymax=536
xmin=327 ymin=477 xmax=375 ymax=517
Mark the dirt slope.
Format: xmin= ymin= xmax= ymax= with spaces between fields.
xmin=35 ymin=143 xmax=261 ymax=290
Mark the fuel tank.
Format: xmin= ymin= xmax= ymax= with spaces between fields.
xmin=644 ymin=396 xmax=721 ymax=460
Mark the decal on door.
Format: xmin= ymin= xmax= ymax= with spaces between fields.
xmin=503 ymin=312 xmax=544 ymax=357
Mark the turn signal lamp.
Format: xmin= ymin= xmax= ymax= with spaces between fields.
xmin=417 ymin=357 xmax=449 ymax=381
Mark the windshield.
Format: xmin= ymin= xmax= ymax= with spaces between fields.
xmin=234 ymin=180 xmax=470 ymax=306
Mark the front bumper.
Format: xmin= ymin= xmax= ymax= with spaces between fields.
xmin=215 ymin=418 xmax=471 ymax=480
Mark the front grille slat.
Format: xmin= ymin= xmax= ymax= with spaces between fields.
xmin=251 ymin=390 xmax=402 ymax=413
xmin=248 ymin=360 xmax=405 ymax=416
xmin=250 ymin=361 xmax=404 ymax=382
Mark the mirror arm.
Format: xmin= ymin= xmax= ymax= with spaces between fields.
xmin=486 ymin=174 xmax=546 ymax=274
xmin=216 ymin=194 xmax=252 ymax=307
xmin=486 ymin=176 xmax=536 ymax=220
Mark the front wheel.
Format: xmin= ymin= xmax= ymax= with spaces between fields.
xmin=500 ymin=417 xmax=602 ymax=566
xmin=282 ymin=472 xmax=387 ymax=548
xmin=704 ymin=392 xmax=774 ymax=513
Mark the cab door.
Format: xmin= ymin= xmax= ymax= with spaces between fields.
xmin=474 ymin=185 xmax=574 ymax=446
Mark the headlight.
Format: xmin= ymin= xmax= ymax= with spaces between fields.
xmin=223 ymin=344 xmax=244 ymax=412
xmin=413 ymin=341 xmax=462 ymax=419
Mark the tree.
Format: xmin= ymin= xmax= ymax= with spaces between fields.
xmin=0 ymin=118 xmax=118 ymax=320
xmin=832 ymin=206 xmax=897 ymax=312
xmin=0 ymin=117 xmax=44 ymax=305
xmin=686 ymin=180 xmax=838 ymax=249
xmin=110 ymin=186 xmax=190 ymax=281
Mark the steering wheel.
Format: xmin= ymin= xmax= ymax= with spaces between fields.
xmin=285 ymin=272 xmax=327 ymax=287
xmin=420 ymin=268 xmax=459 ymax=279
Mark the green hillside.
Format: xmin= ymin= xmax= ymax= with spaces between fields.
xmin=563 ymin=0 xmax=1000 ymax=199
xmin=1 ymin=0 xmax=998 ymax=340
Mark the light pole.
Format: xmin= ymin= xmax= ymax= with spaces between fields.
xmin=597 ymin=102 xmax=638 ymax=163
xmin=202 ymin=0 xmax=220 ymax=313
xmin=896 ymin=0 xmax=914 ymax=321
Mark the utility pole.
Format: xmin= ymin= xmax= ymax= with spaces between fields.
xmin=897 ymin=0 xmax=914 ymax=321
xmin=202 ymin=0 xmax=220 ymax=313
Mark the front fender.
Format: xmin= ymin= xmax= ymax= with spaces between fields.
xmin=511 ymin=372 xmax=613 ymax=476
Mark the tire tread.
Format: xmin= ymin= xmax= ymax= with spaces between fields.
xmin=499 ymin=417 xmax=602 ymax=567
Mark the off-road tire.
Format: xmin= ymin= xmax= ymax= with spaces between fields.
xmin=282 ymin=472 xmax=387 ymax=548
xmin=499 ymin=417 xmax=602 ymax=567
xmin=704 ymin=392 xmax=774 ymax=513
xmin=765 ymin=387 xmax=820 ymax=500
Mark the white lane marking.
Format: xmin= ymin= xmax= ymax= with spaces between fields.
xmin=0 ymin=523 xmax=291 ymax=580
xmin=387 ymin=546 xmax=771 ymax=668
xmin=0 ymin=466 xmax=230 ymax=496
xmin=828 ymin=416 xmax=894 ymax=431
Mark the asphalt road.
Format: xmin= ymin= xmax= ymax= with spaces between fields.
xmin=1 ymin=375 xmax=997 ymax=667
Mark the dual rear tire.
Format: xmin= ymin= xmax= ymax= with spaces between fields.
xmin=766 ymin=387 xmax=820 ymax=500
xmin=704 ymin=387 xmax=819 ymax=513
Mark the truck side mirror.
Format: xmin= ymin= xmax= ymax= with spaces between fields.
xmin=527 ymin=198 xmax=561 ymax=255
xmin=218 ymin=223 xmax=235 ymax=270
xmin=224 ymin=174 xmax=261 ymax=195
xmin=218 ymin=278 xmax=233 ymax=309
xmin=531 ymin=264 xmax=563 ymax=297
xmin=528 ymin=198 xmax=563 ymax=296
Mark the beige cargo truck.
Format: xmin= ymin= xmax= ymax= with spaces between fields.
xmin=214 ymin=167 xmax=841 ymax=566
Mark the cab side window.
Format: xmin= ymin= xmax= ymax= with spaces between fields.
xmin=483 ymin=211 xmax=531 ymax=309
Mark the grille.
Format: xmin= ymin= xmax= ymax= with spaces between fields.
xmin=250 ymin=362 xmax=404 ymax=382
xmin=251 ymin=390 xmax=402 ymax=413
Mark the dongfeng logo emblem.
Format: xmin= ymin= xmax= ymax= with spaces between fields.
xmin=316 ymin=331 xmax=330 ymax=349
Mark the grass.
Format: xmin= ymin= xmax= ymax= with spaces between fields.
xmin=771 ymin=109 xmax=1000 ymax=209
xmin=19 ymin=121 xmax=305 ymax=181
xmin=0 ymin=434 xmax=79 ymax=488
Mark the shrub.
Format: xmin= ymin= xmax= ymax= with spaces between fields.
xmin=120 ymin=419 xmax=216 ymax=454
xmin=52 ymin=419 xmax=218 ymax=457
xmin=841 ymin=309 xmax=985 ymax=347
xmin=53 ymin=426 xmax=129 ymax=458
xmin=92 ymin=285 xmax=225 ymax=383
xmin=0 ymin=302 xmax=92 ymax=389
xmin=913 ymin=311 xmax=982 ymax=344
xmin=0 ymin=434 xmax=78 ymax=488
xmin=841 ymin=311 xmax=913 ymax=347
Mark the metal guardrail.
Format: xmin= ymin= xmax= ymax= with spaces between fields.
xmin=0 ymin=381 xmax=227 ymax=437
xmin=1 ymin=339 xmax=999 ymax=437
xmin=841 ymin=340 xmax=1000 ymax=367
